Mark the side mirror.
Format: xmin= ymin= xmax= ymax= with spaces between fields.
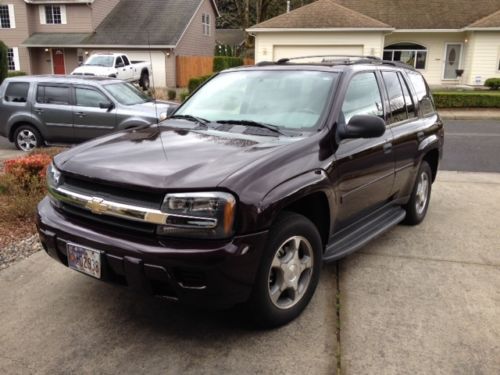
xmin=339 ymin=115 xmax=386 ymax=139
xmin=99 ymin=102 xmax=114 ymax=111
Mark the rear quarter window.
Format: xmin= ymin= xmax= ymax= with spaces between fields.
xmin=4 ymin=82 xmax=30 ymax=103
xmin=407 ymin=72 xmax=436 ymax=116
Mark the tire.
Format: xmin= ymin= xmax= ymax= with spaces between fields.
xmin=13 ymin=125 xmax=43 ymax=152
xmin=403 ymin=161 xmax=432 ymax=225
xmin=248 ymin=212 xmax=322 ymax=328
xmin=140 ymin=71 xmax=150 ymax=91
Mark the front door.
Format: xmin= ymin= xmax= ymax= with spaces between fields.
xmin=52 ymin=49 xmax=65 ymax=75
xmin=73 ymin=85 xmax=117 ymax=140
xmin=443 ymin=44 xmax=462 ymax=80
xmin=333 ymin=71 xmax=395 ymax=226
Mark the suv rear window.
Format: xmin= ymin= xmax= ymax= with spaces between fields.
xmin=407 ymin=72 xmax=435 ymax=116
xmin=37 ymin=85 xmax=71 ymax=105
xmin=4 ymin=82 xmax=29 ymax=103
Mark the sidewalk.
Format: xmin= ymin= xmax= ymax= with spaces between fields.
xmin=339 ymin=171 xmax=500 ymax=374
xmin=438 ymin=108 xmax=500 ymax=120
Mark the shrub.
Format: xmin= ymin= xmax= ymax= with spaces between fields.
xmin=7 ymin=71 xmax=27 ymax=78
xmin=213 ymin=56 xmax=244 ymax=72
xmin=433 ymin=91 xmax=500 ymax=108
xmin=168 ymin=89 xmax=176 ymax=100
xmin=3 ymin=153 xmax=52 ymax=189
xmin=484 ymin=78 xmax=500 ymax=90
xmin=180 ymin=91 xmax=189 ymax=102
xmin=188 ymin=74 xmax=212 ymax=93
xmin=0 ymin=40 xmax=8 ymax=85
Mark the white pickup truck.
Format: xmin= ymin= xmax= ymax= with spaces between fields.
xmin=71 ymin=53 xmax=152 ymax=90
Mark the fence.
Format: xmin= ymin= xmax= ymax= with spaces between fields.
xmin=176 ymin=56 xmax=255 ymax=87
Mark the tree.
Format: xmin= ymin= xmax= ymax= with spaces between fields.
xmin=0 ymin=41 xmax=8 ymax=84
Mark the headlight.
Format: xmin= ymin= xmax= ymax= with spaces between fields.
xmin=159 ymin=112 xmax=168 ymax=121
xmin=157 ymin=192 xmax=236 ymax=239
xmin=46 ymin=163 xmax=62 ymax=190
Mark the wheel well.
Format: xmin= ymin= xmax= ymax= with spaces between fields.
xmin=141 ymin=69 xmax=149 ymax=77
xmin=282 ymin=192 xmax=330 ymax=249
xmin=9 ymin=122 xmax=36 ymax=142
xmin=423 ymin=149 xmax=439 ymax=182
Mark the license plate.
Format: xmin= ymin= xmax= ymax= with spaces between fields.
xmin=67 ymin=243 xmax=102 ymax=279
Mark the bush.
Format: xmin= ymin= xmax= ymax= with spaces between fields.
xmin=3 ymin=153 xmax=52 ymax=188
xmin=168 ymin=89 xmax=176 ymax=100
xmin=213 ymin=56 xmax=244 ymax=72
xmin=0 ymin=40 xmax=8 ymax=85
xmin=7 ymin=71 xmax=27 ymax=77
xmin=180 ymin=91 xmax=189 ymax=102
xmin=188 ymin=74 xmax=212 ymax=93
xmin=484 ymin=78 xmax=500 ymax=90
xmin=433 ymin=91 xmax=500 ymax=108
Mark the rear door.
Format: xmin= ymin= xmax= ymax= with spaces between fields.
xmin=33 ymin=83 xmax=74 ymax=142
xmin=73 ymin=85 xmax=117 ymax=141
xmin=334 ymin=71 xmax=395 ymax=225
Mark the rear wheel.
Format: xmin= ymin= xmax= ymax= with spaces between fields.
xmin=140 ymin=71 xmax=150 ymax=91
xmin=248 ymin=212 xmax=322 ymax=327
xmin=14 ymin=125 xmax=43 ymax=152
xmin=403 ymin=161 xmax=432 ymax=225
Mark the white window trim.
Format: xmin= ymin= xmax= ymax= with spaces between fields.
xmin=8 ymin=4 xmax=15 ymax=28
xmin=202 ymin=13 xmax=210 ymax=36
xmin=7 ymin=47 xmax=20 ymax=71
xmin=39 ymin=4 xmax=66 ymax=25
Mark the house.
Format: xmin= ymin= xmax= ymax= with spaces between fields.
xmin=215 ymin=28 xmax=246 ymax=55
xmin=0 ymin=0 xmax=218 ymax=87
xmin=248 ymin=0 xmax=500 ymax=86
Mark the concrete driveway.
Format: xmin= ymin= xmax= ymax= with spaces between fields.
xmin=1 ymin=171 xmax=499 ymax=374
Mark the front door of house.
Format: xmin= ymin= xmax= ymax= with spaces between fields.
xmin=443 ymin=44 xmax=462 ymax=80
xmin=52 ymin=49 xmax=65 ymax=74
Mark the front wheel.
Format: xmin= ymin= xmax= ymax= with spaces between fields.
xmin=248 ymin=212 xmax=322 ymax=327
xmin=14 ymin=125 xmax=43 ymax=152
xmin=403 ymin=161 xmax=432 ymax=225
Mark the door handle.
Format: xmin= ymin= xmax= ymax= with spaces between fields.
xmin=34 ymin=108 xmax=43 ymax=114
xmin=383 ymin=142 xmax=393 ymax=154
xmin=75 ymin=112 xmax=86 ymax=118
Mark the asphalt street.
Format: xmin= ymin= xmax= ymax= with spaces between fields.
xmin=1 ymin=119 xmax=499 ymax=172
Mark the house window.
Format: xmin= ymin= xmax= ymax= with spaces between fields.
xmin=7 ymin=47 xmax=20 ymax=71
xmin=40 ymin=5 xmax=66 ymax=25
xmin=383 ymin=43 xmax=427 ymax=70
xmin=0 ymin=4 xmax=15 ymax=29
xmin=202 ymin=13 xmax=210 ymax=36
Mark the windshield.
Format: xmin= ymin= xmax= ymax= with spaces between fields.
xmin=176 ymin=70 xmax=337 ymax=130
xmin=104 ymin=82 xmax=151 ymax=105
xmin=85 ymin=55 xmax=114 ymax=67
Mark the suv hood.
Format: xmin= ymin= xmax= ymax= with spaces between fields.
xmin=55 ymin=122 xmax=300 ymax=190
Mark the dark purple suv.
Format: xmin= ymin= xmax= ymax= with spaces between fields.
xmin=37 ymin=56 xmax=444 ymax=327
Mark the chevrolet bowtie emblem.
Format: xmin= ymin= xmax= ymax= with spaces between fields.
xmin=86 ymin=197 xmax=107 ymax=215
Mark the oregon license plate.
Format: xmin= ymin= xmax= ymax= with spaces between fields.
xmin=67 ymin=243 xmax=102 ymax=279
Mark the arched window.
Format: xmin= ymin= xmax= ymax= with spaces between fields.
xmin=383 ymin=43 xmax=427 ymax=69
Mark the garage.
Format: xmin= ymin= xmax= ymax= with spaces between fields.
xmin=273 ymin=45 xmax=364 ymax=61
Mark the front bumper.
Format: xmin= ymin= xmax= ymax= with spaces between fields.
xmin=36 ymin=197 xmax=268 ymax=308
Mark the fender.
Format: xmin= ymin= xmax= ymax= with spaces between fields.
xmin=7 ymin=112 xmax=46 ymax=141
xmin=116 ymin=117 xmax=153 ymax=130
xmin=418 ymin=133 xmax=439 ymax=153
xmin=255 ymin=169 xmax=335 ymax=233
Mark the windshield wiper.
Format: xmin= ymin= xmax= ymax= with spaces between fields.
xmin=170 ymin=114 xmax=209 ymax=126
xmin=215 ymin=120 xmax=285 ymax=136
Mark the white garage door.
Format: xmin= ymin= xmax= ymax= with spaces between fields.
xmin=91 ymin=50 xmax=167 ymax=88
xmin=273 ymin=45 xmax=364 ymax=61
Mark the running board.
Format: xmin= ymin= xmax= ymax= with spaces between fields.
xmin=323 ymin=205 xmax=406 ymax=262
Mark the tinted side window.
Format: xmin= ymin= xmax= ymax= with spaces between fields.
xmin=5 ymin=82 xmax=30 ymax=103
xmin=76 ymin=87 xmax=108 ymax=107
xmin=122 ymin=55 xmax=130 ymax=65
xmin=115 ymin=56 xmax=123 ymax=67
xmin=399 ymin=73 xmax=416 ymax=118
xmin=382 ymin=71 xmax=407 ymax=124
xmin=407 ymin=72 xmax=435 ymax=116
xmin=342 ymin=72 xmax=383 ymax=123
xmin=37 ymin=85 xmax=70 ymax=105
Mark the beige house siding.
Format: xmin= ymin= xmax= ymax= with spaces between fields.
xmin=91 ymin=0 xmax=121 ymax=29
xmin=0 ymin=0 xmax=30 ymax=71
xmin=383 ymin=32 xmax=469 ymax=85
xmin=176 ymin=0 xmax=216 ymax=56
xmin=254 ymin=32 xmax=386 ymax=63
xmin=468 ymin=31 xmax=500 ymax=85
xmin=29 ymin=4 xmax=92 ymax=33
xmin=29 ymin=48 xmax=51 ymax=74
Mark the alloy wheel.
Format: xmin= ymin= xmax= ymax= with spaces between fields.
xmin=17 ymin=130 xmax=38 ymax=151
xmin=415 ymin=171 xmax=429 ymax=215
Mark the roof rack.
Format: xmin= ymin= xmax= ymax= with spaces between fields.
xmin=256 ymin=55 xmax=415 ymax=70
